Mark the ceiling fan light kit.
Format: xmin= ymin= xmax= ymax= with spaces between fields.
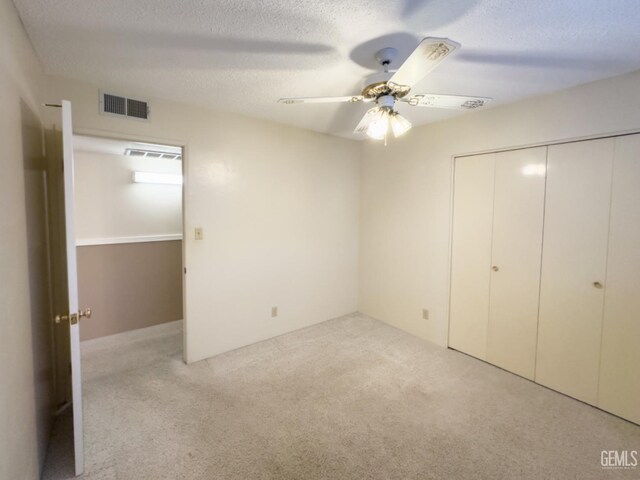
xmin=360 ymin=95 xmax=413 ymax=144
xmin=278 ymin=37 xmax=492 ymax=143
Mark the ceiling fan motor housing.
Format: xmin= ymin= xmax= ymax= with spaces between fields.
xmin=362 ymin=72 xmax=393 ymax=99
xmin=361 ymin=71 xmax=411 ymax=100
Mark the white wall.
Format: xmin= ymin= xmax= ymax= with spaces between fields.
xmin=360 ymin=69 xmax=640 ymax=348
xmin=0 ymin=0 xmax=51 ymax=478
xmin=46 ymin=76 xmax=361 ymax=362
xmin=74 ymin=150 xmax=182 ymax=242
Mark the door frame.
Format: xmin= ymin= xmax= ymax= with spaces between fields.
xmin=70 ymin=127 xmax=190 ymax=363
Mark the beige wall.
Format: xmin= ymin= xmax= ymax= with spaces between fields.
xmin=78 ymin=240 xmax=183 ymax=341
xmin=0 ymin=0 xmax=52 ymax=479
xmin=45 ymin=76 xmax=361 ymax=362
xmin=360 ymin=69 xmax=640 ymax=348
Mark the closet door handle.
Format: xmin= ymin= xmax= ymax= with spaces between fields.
xmin=593 ymin=281 xmax=603 ymax=289
xmin=492 ymin=266 xmax=499 ymax=272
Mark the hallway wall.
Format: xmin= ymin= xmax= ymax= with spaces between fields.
xmin=73 ymin=148 xmax=183 ymax=242
xmin=78 ymin=240 xmax=183 ymax=341
xmin=73 ymin=145 xmax=184 ymax=340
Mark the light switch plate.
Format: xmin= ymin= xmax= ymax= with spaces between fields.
xmin=422 ymin=309 xmax=429 ymax=320
xmin=271 ymin=306 xmax=278 ymax=317
xmin=194 ymin=227 xmax=203 ymax=240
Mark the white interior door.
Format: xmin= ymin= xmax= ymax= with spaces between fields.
xmin=486 ymin=147 xmax=546 ymax=380
xmin=535 ymin=138 xmax=614 ymax=405
xmin=449 ymin=153 xmax=496 ymax=360
xmin=61 ymin=100 xmax=84 ymax=476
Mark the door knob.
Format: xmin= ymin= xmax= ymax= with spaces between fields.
xmin=492 ymin=266 xmax=499 ymax=272
xmin=593 ymin=281 xmax=603 ymax=289
xmin=79 ymin=308 xmax=92 ymax=319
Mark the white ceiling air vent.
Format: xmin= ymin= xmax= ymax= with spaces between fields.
xmin=124 ymin=148 xmax=182 ymax=161
xmin=100 ymin=92 xmax=150 ymax=120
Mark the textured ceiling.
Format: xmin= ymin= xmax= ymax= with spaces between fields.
xmin=14 ymin=0 xmax=640 ymax=139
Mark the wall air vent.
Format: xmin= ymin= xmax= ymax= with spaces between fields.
xmin=100 ymin=91 xmax=150 ymax=120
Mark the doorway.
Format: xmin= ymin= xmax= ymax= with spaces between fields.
xmin=44 ymin=132 xmax=186 ymax=478
xmin=71 ymin=135 xmax=185 ymax=344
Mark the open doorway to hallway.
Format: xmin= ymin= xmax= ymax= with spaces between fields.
xmin=71 ymin=135 xmax=184 ymax=343
xmin=45 ymin=134 xmax=185 ymax=478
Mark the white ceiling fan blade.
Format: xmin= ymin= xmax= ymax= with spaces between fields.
xmin=278 ymin=96 xmax=368 ymax=105
xmin=401 ymin=93 xmax=492 ymax=110
xmin=388 ymin=37 xmax=461 ymax=91
xmin=353 ymin=107 xmax=380 ymax=135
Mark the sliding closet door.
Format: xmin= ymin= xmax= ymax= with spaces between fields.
xmin=536 ymin=138 xmax=614 ymax=405
xmin=486 ymin=147 xmax=546 ymax=380
xmin=598 ymin=134 xmax=640 ymax=424
xmin=449 ymin=153 xmax=495 ymax=360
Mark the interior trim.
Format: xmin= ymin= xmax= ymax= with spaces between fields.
xmin=76 ymin=234 xmax=182 ymax=246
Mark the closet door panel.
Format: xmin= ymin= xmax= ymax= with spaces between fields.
xmin=598 ymin=134 xmax=640 ymax=424
xmin=487 ymin=147 xmax=546 ymax=380
xmin=536 ymin=138 xmax=614 ymax=405
xmin=449 ymin=154 xmax=495 ymax=360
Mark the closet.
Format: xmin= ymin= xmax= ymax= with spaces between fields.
xmin=449 ymin=134 xmax=640 ymax=425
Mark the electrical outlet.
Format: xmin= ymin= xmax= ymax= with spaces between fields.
xmin=422 ymin=309 xmax=429 ymax=320
xmin=271 ymin=306 xmax=278 ymax=318
xmin=194 ymin=227 xmax=203 ymax=240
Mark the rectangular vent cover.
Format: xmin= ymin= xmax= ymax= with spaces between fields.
xmin=100 ymin=92 xmax=149 ymax=120
xmin=124 ymin=148 xmax=182 ymax=161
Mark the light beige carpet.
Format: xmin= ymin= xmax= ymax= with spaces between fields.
xmin=43 ymin=314 xmax=640 ymax=479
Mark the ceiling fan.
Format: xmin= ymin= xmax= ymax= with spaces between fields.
xmin=278 ymin=37 xmax=491 ymax=142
